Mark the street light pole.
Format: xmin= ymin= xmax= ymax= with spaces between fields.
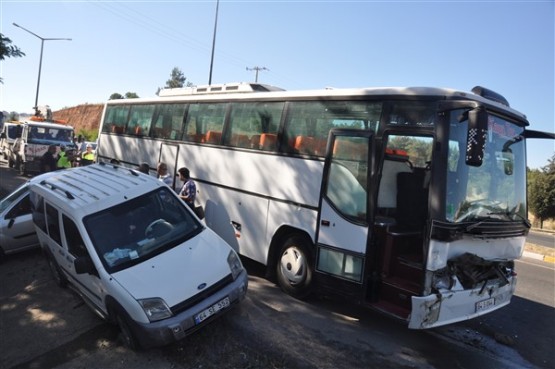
xmin=208 ymin=0 xmax=219 ymax=85
xmin=13 ymin=23 xmax=71 ymax=116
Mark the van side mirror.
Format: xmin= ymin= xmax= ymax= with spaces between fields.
xmin=0 ymin=132 xmax=5 ymax=139
xmin=466 ymin=106 xmax=488 ymax=167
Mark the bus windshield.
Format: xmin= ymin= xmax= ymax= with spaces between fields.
xmin=446 ymin=111 xmax=527 ymax=223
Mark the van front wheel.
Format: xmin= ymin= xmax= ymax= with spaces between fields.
xmin=275 ymin=235 xmax=313 ymax=299
xmin=116 ymin=314 xmax=141 ymax=351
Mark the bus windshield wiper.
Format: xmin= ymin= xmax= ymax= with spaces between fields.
xmin=488 ymin=210 xmax=531 ymax=227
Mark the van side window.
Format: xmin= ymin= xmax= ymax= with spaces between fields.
xmin=63 ymin=215 xmax=88 ymax=258
xmin=6 ymin=194 xmax=32 ymax=218
xmin=45 ymin=203 xmax=61 ymax=244
xmin=30 ymin=192 xmax=47 ymax=233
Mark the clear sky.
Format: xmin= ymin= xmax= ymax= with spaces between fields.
xmin=1 ymin=0 xmax=553 ymax=169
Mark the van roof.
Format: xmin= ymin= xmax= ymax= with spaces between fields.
xmin=29 ymin=163 xmax=165 ymax=215
xmin=23 ymin=121 xmax=74 ymax=130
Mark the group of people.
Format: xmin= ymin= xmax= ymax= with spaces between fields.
xmin=40 ymin=141 xmax=95 ymax=173
xmin=138 ymin=161 xmax=197 ymax=210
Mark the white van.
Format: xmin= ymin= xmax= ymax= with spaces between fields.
xmin=28 ymin=163 xmax=248 ymax=349
xmin=10 ymin=119 xmax=75 ymax=175
xmin=0 ymin=122 xmax=20 ymax=160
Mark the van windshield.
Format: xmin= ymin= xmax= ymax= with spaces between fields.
xmin=28 ymin=126 xmax=74 ymax=146
xmin=84 ymin=187 xmax=203 ymax=273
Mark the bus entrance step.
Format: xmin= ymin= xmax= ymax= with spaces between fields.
xmin=380 ymin=276 xmax=420 ymax=311
xmin=370 ymin=300 xmax=410 ymax=320
xmin=393 ymin=254 xmax=424 ymax=281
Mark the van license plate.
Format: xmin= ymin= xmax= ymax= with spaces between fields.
xmin=194 ymin=297 xmax=230 ymax=325
xmin=475 ymin=297 xmax=495 ymax=312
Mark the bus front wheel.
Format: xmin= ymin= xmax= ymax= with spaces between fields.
xmin=276 ymin=235 xmax=313 ymax=299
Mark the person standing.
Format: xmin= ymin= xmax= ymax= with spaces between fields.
xmin=138 ymin=162 xmax=150 ymax=174
xmin=157 ymin=162 xmax=173 ymax=187
xmin=81 ymin=143 xmax=95 ymax=166
xmin=40 ymin=145 xmax=58 ymax=173
xmin=177 ymin=167 xmax=196 ymax=209
xmin=56 ymin=146 xmax=72 ymax=170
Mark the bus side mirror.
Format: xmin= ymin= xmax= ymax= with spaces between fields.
xmin=466 ymin=106 xmax=488 ymax=167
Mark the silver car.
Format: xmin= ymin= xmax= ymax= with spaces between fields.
xmin=0 ymin=182 xmax=39 ymax=260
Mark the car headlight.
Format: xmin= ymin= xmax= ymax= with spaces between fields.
xmin=138 ymin=298 xmax=172 ymax=322
xmin=227 ymin=250 xmax=244 ymax=280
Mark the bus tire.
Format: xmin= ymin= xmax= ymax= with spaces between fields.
xmin=276 ymin=234 xmax=313 ymax=299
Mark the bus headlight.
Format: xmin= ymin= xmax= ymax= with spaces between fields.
xmin=138 ymin=298 xmax=172 ymax=322
xmin=227 ymin=250 xmax=244 ymax=280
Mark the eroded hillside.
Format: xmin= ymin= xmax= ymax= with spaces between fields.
xmin=52 ymin=103 xmax=104 ymax=137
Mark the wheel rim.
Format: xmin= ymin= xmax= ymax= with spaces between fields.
xmin=279 ymin=246 xmax=307 ymax=285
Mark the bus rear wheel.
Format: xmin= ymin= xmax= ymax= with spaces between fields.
xmin=276 ymin=235 xmax=313 ymax=299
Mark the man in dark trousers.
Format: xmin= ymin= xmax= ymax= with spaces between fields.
xmin=40 ymin=145 xmax=58 ymax=173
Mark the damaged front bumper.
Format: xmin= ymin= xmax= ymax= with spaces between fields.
xmin=408 ymin=275 xmax=516 ymax=329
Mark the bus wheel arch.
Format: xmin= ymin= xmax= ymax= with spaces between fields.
xmin=272 ymin=227 xmax=315 ymax=299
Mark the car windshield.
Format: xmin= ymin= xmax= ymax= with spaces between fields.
xmin=84 ymin=187 xmax=202 ymax=273
xmin=446 ymin=111 xmax=527 ymax=223
xmin=0 ymin=183 xmax=29 ymax=213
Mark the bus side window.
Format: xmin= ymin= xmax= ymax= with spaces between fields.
xmin=151 ymin=104 xmax=186 ymax=140
xmin=103 ymin=105 xmax=129 ymax=134
xmin=227 ymin=102 xmax=283 ymax=151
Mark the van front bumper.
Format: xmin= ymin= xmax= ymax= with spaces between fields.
xmin=129 ymin=270 xmax=248 ymax=349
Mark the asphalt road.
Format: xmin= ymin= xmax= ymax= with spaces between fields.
xmin=527 ymin=230 xmax=555 ymax=249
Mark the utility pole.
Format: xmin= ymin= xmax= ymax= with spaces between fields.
xmin=246 ymin=66 xmax=268 ymax=83
xmin=208 ymin=0 xmax=219 ymax=85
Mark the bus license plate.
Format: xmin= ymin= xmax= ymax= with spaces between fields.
xmin=194 ymin=297 xmax=230 ymax=325
xmin=475 ymin=297 xmax=495 ymax=312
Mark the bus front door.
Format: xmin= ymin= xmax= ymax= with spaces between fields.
xmin=315 ymin=130 xmax=372 ymax=295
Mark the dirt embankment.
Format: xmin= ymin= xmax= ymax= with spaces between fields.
xmin=52 ymin=104 xmax=104 ymax=136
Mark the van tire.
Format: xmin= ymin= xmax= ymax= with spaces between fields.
xmin=46 ymin=253 xmax=68 ymax=288
xmin=116 ymin=314 xmax=141 ymax=351
xmin=275 ymin=234 xmax=313 ymax=299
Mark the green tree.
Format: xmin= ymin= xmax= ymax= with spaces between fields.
xmin=124 ymin=92 xmax=139 ymax=99
xmin=528 ymin=154 xmax=555 ymax=228
xmin=109 ymin=93 xmax=124 ymax=100
xmin=0 ymin=33 xmax=25 ymax=84
xmin=156 ymin=67 xmax=193 ymax=95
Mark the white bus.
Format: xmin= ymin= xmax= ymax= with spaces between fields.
xmin=96 ymin=82 xmax=553 ymax=329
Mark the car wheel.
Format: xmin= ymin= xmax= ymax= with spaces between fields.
xmin=275 ymin=234 xmax=313 ymax=299
xmin=116 ymin=314 xmax=141 ymax=350
xmin=47 ymin=254 xmax=68 ymax=288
